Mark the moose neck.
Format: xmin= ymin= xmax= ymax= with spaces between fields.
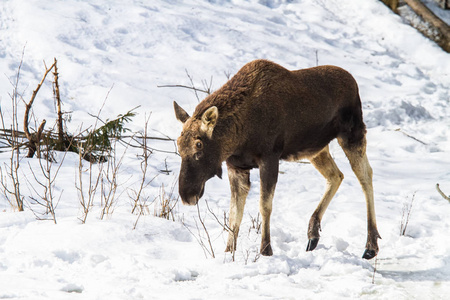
xmin=194 ymin=77 xmax=251 ymax=162
xmin=210 ymin=116 xmax=242 ymax=162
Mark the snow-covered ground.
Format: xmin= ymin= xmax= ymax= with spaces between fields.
xmin=1 ymin=0 xmax=450 ymax=299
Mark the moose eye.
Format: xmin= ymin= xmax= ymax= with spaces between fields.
xmin=195 ymin=141 xmax=203 ymax=149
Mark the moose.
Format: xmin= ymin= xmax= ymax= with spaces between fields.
xmin=173 ymin=59 xmax=380 ymax=259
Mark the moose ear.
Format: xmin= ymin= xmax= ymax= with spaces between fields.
xmin=174 ymin=101 xmax=190 ymax=124
xmin=201 ymin=106 xmax=218 ymax=138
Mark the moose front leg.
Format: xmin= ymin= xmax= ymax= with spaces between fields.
xmin=258 ymin=157 xmax=279 ymax=256
xmin=225 ymin=163 xmax=250 ymax=253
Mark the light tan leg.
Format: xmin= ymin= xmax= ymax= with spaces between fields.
xmin=306 ymin=145 xmax=344 ymax=251
xmin=225 ymin=163 xmax=250 ymax=253
xmin=339 ymin=137 xmax=381 ymax=259
xmin=258 ymin=156 xmax=279 ymax=256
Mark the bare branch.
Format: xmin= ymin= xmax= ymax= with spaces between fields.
xmin=23 ymin=60 xmax=56 ymax=158
xmin=205 ymin=200 xmax=232 ymax=233
xmin=393 ymin=128 xmax=427 ymax=145
xmin=205 ymin=200 xmax=235 ymax=261
xmin=2 ymin=46 xmax=27 ymax=211
xmin=131 ymin=114 xmax=155 ymax=214
xmin=23 ymin=60 xmax=56 ymax=139
xmin=53 ymin=57 xmax=66 ymax=150
xmin=436 ymin=183 xmax=450 ymax=202
xmin=195 ymin=203 xmax=215 ymax=258
xmin=157 ymin=69 xmax=213 ymax=103
xmin=400 ymin=193 xmax=415 ymax=236
xmin=156 ymin=84 xmax=210 ymax=95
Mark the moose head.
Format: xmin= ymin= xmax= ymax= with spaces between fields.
xmin=173 ymin=101 xmax=223 ymax=205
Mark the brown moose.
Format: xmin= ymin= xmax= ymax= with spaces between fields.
xmin=174 ymin=59 xmax=380 ymax=259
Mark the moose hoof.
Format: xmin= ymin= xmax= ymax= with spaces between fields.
xmin=306 ymin=238 xmax=319 ymax=252
xmin=362 ymin=249 xmax=377 ymax=260
xmin=260 ymin=244 xmax=273 ymax=256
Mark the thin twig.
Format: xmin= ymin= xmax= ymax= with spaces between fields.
xmin=5 ymin=45 xmax=27 ymax=211
xmin=131 ymin=113 xmax=153 ymax=214
xmin=205 ymin=200 xmax=232 ymax=233
xmin=53 ymin=58 xmax=65 ymax=150
xmin=23 ymin=60 xmax=56 ymax=151
xmin=182 ymin=219 xmax=211 ymax=259
xmin=400 ymin=193 xmax=415 ymax=236
xmin=123 ymin=135 xmax=174 ymax=141
xmin=205 ymin=200 xmax=235 ymax=261
xmin=394 ymin=128 xmax=427 ymax=145
xmin=156 ymin=84 xmax=210 ymax=95
xmin=89 ymin=84 xmax=115 ymax=127
xmin=100 ymin=138 xmax=128 ymax=220
xmin=196 ymin=203 xmax=215 ymax=258
xmin=371 ymin=257 xmax=378 ymax=284
xmin=157 ymin=69 xmax=213 ymax=103
xmin=436 ymin=184 xmax=450 ymax=202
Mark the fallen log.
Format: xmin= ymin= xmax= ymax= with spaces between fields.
xmin=403 ymin=0 xmax=450 ymax=52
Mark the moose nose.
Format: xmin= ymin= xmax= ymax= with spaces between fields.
xmin=180 ymin=195 xmax=199 ymax=206
xmin=179 ymin=183 xmax=204 ymax=206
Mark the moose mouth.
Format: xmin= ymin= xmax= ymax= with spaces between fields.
xmin=180 ymin=183 xmax=205 ymax=206
xmin=196 ymin=184 xmax=205 ymax=203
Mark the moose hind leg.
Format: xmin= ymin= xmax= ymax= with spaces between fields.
xmin=225 ymin=164 xmax=250 ymax=253
xmin=307 ymin=146 xmax=344 ymax=252
xmin=338 ymin=137 xmax=381 ymax=260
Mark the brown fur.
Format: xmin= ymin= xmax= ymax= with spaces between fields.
xmin=174 ymin=59 xmax=380 ymax=259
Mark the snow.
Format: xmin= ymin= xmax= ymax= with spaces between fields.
xmin=1 ymin=0 xmax=450 ymax=299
